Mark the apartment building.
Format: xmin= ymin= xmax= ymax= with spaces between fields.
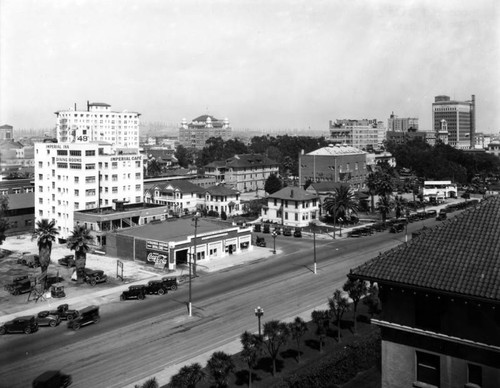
xmin=178 ymin=115 xmax=232 ymax=149
xmin=35 ymin=142 xmax=143 ymax=240
xmin=54 ymin=102 xmax=140 ymax=147
xmin=329 ymin=119 xmax=386 ymax=150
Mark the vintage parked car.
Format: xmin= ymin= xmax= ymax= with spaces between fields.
xmin=17 ymin=253 xmax=40 ymax=268
xmin=67 ymin=305 xmax=100 ymax=331
xmin=4 ymin=275 xmax=30 ymax=293
xmin=263 ymin=224 xmax=271 ymax=234
xmin=273 ymin=227 xmax=281 ymax=235
xmin=390 ymin=223 xmax=406 ymax=233
xmin=283 ymin=227 xmax=292 ymax=236
xmin=9 ymin=278 xmax=33 ymax=296
xmin=144 ymin=280 xmax=169 ymax=295
xmin=436 ymin=209 xmax=447 ymax=221
xmin=253 ymin=224 xmax=262 ymax=233
xmin=83 ymin=268 xmax=108 ymax=287
xmin=293 ymin=228 xmax=302 ymax=238
xmin=120 ymin=285 xmax=146 ymax=301
xmin=49 ymin=304 xmax=78 ymax=321
xmin=256 ymin=236 xmax=266 ymax=247
xmin=58 ymin=255 xmax=75 ymax=267
xmin=161 ymin=277 xmax=178 ymax=291
xmin=32 ymin=370 xmax=72 ymax=388
xmin=36 ymin=311 xmax=61 ymax=327
xmin=0 ymin=315 xmax=38 ymax=335
xmin=426 ymin=209 xmax=438 ymax=218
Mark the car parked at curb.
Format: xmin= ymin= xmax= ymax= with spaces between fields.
xmin=82 ymin=268 xmax=108 ymax=287
xmin=0 ymin=315 xmax=39 ymax=335
xmin=49 ymin=304 xmax=78 ymax=321
xmin=32 ymin=370 xmax=72 ymax=388
xmin=144 ymin=280 xmax=169 ymax=295
xmin=36 ymin=311 xmax=61 ymax=327
xmin=390 ymin=223 xmax=405 ymax=233
xmin=161 ymin=277 xmax=178 ymax=291
xmin=58 ymin=255 xmax=75 ymax=267
xmin=7 ymin=278 xmax=33 ymax=296
xmin=67 ymin=305 xmax=100 ymax=331
xmin=17 ymin=253 xmax=40 ymax=268
xmin=120 ymin=285 xmax=146 ymax=301
xmin=283 ymin=227 xmax=292 ymax=236
xmin=293 ymin=228 xmax=302 ymax=238
xmin=256 ymin=236 xmax=266 ymax=247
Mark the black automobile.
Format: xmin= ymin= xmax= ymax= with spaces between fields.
xmin=161 ymin=277 xmax=178 ymax=291
xmin=67 ymin=305 xmax=100 ymax=331
xmin=36 ymin=311 xmax=61 ymax=327
xmin=17 ymin=254 xmax=40 ymax=268
xmin=436 ymin=209 xmax=447 ymax=221
xmin=253 ymin=224 xmax=261 ymax=233
xmin=263 ymin=224 xmax=270 ymax=234
xmin=390 ymin=223 xmax=405 ymax=233
xmin=293 ymin=228 xmax=302 ymax=238
xmin=144 ymin=280 xmax=169 ymax=295
xmin=256 ymin=236 xmax=266 ymax=247
xmin=8 ymin=278 xmax=33 ymax=296
xmin=283 ymin=227 xmax=292 ymax=236
xmin=83 ymin=268 xmax=108 ymax=287
xmin=58 ymin=255 xmax=75 ymax=267
xmin=120 ymin=285 xmax=146 ymax=300
xmin=0 ymin=315 xmax=39 ymax=335
xmin=49 ymin=304 xmax=78 ymax=321
xmin=426 ymin=210 xmax=437 ymax=218
xmin=32 ymin=370 xmax=72 ymax=388
xmin=273 ymin=227 xmax=281 ymax=235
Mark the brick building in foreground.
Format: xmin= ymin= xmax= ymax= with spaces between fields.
xmin=350 ymin=196 xmax=500 ymax=388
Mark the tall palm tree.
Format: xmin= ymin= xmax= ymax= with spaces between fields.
xmin=240 ymin=331 xmax=262 ymax=388
xmin=32 ymin=219 xmax=59 ymax=289
xmin=323 ymin=185 xmax=358 ymax=219
xmin=66 ymin=225 xmax=94 ymax=284
xmin=365 ymin=173 xmax=378 ymax=212
xmin=393 ymin=195 xmax=407 ymax=219
xmin=376 ymin=194 xmax=393 ymax=225
xmin=288 ymin=316 xmax=308 ymax=363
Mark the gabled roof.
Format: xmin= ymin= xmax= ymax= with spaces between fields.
xmin=350 ymin=196 xmax=500 ymax=302
xmin=205 ymin=185 xmax=240 ymax=196
xmin=147 ymin=180 xmax=205 ymax=194
xmin=205 ymin=154 xmax=278 ymax=169
xmin=307 ymin=145 xmax=365 ymax=156
xmin=269 ymin=186 xmax=319 ymax=201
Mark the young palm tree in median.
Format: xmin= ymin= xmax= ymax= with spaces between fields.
xmin=32 ymin=219 xmax=59 ymax=289
xmin=66 ymin=225 xmax=94 ymax=284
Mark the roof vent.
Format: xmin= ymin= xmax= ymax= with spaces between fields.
xmin=290 ymin=189 xmax=294 ymax=198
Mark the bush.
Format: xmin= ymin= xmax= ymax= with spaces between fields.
xmin=273 ymin=331 xmax=381 ymax=388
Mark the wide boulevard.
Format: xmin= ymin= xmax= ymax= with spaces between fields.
xmin=0 ymin=220 xmax=436 ymax=387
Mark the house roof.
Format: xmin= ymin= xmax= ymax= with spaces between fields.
xmin=269 ymin=186 xmax=319 ymax=201
xmin=206 ymin=185 xmax=240 ymax=196
xmin=146 ymin=180 xmax=205 ymax=194
xmin=307 ymin=144 xmax=365 ymax=156
xmin=308 ymin=181 xmax=343 ymax=193
xmin=205 ymin=154 xmax=278 ymax=169
xmin=5 ymin=193 xmax=34 ymax=209
xmin=350 ymin=196 xmax=500 ymax=303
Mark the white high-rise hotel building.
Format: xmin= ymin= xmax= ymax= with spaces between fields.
xmin=35 ymin=102 xmax=143 ymax=239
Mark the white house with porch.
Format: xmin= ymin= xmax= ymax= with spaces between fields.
xmin=262 ymin=186 xmax=320 ymax=227
xmin=203 ymin=185 xmax=241 ymax=217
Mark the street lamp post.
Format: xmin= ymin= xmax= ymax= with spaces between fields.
xmin=254 ymin=306 xmax=264 ymax=337
xmin=188 ymin=252 xmax=192 ymax=316
xmin=272 ymin=231 xmax=277 ymax=254
xmin=310 ymin=221 xmax=317 ymax=274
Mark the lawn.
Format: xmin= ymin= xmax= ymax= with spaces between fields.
xmin=162 ymin=304 xmax=381 ymax=388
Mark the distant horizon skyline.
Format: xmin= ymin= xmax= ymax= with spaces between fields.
xmin=1 ymin=1 xmax=498 ymax=134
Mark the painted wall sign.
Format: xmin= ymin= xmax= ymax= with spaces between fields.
xmin=147 ymin=251 xmax=168 ymax=265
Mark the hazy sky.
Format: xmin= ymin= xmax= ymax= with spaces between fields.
xmin=1 ymin=0 xmax=499 ymax=133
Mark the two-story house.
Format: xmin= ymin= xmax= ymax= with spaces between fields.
xmin=204 ymin=154 xmax=279 ymax=193
xmin=202 ymin=185 xmax=241 ymax=217
xmin=349 ymin=196 xmax=500 ymax=388
xmin=263 ymin=186 xmax=320 ymax=227
xmin=144 ymin=179 xmax=205 ymax=216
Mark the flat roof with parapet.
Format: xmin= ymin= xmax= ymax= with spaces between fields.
xmin=116 ymin=217 xmax=244 ymax=243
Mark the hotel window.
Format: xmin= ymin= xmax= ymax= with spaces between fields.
xmin=39 ymin=198 xmax=43 ymax=204
xmin=112 ymin=187 xmax=118 ymax=193
xmin=57 ymin=163 xmax=68 ymax=168
xmin=112 ymin=162 xmax=118 ymax=169
xmin=135 ymin=184 xmax=141 ymax=191
xmin=85 ymin=176 xmax=96 ymax=183
xmin=57 ymin=150 xmax=67 ymax=155
xmin=135 ymin=161 xmax=141 ymax=168
xmin=85 ymin=150 xmax=95 ymax=156
xmin=74 ymin=202 xmax=79 ymax=209
xmin=112 ymin=174 xmax=118 ymax=181
xmin=74 ymin=176 xmax=79 ymax=183
xmin=86 ymin=189 xmax=96 ymax=196
xmin=416 ymin=351 xmax=440 ymax=387
xmin=39 ymin=210 xmax=43 ymax=216
xmin=74 ymin=189 xmax=79 ymax=196
xmin=69 ymin=150 xmax=81 ymax=156
xmin=467 ymin=364 xmax=482 ymax=387
xmin=38 ymin=161 xmax=43 ymax=167
xmin=39 ymin=174 xmax=43 ymax=180
xmin=135 ymin=173 xmax=141 ymax=179
xmin=85 ymin=164 xmax=95 ymax=170
xmin=70 ymin=163 xmax=81 ymax=169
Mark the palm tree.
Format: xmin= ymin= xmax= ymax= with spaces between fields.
xmin=393 ymin=195 xmax=407 ymax=219
xmin=365 ymin=173 xmax=378 ymax=212
xmin=32 ymin=219 xmax=59 ymax=289
xmin=328 ymin=289 xmax=350 ymax=343
xmin=262 ymin=320 xmax=290 ymax=376
xmin=240 ymin=331 xmax=262 ymax=387
xmin=288 ymin=316 xmax=308 ymax=363
xmin=146 ymin=157 xmax=163 ymax=177
xmin=376 ymin=194 xmax=393 ymax=225
xmin=323 ymin=185 xmax=358 ymax=219
xmin=66 ymin=225 xmax=94 ymax=284
xmin=310 ymin=310 xmax=329 ymax=353
xmin=169 ymin=363 xmax=205 ymax=388
xmin=206 ymin=351 xmax=235 ymax=388
xmin=343 ymin=279 xmax=369 ymax=334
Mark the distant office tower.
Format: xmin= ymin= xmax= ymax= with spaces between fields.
xmin=54 ymin=102 xmax=140 ymax=148
xmin=329 ymin=119 xmax=385 ymax=151
xmin=387 ymin=113 xmax=419 ymax=132
xmin=0 ymin=124 xmax=13 ymax=140
xmin=178 ymin=115 xmax=232 ymax=149
xmin=432 ymin=95 xmax=475 ymax=149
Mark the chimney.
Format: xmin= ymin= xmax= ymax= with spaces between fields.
xmin=290 ymin=189 xmax=294 ymax=198
xmin=470 ymin=94 xmax=476 ymax=148
xmin=74 ymin=103 xmax=77 ymax=111
xmin=87 ymin=100 xmax=90 ymax=111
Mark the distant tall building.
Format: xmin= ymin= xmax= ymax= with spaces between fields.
xmin=0 ymin=124 xmax=13 ymax=140
xmin=432 ymin=95 xmax=475 ymax=149
xmin=54 ymin=102 xmax=140 ymax=148
xmin=178 ymin=115 xmax=232 ymax=149
xmin=387 ymin=113 xmax=418 ymax=132
xmin=329 ymin=119 xmax=385 ymax=151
